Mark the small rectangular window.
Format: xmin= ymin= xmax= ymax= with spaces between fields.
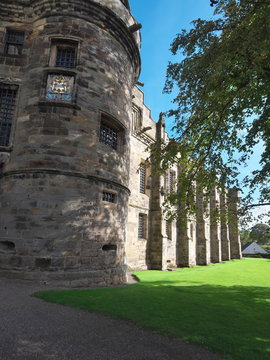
xmin=140 ymin=163 xmax=146 ymax=194
xmin=138 ymin=214 xmax=147 ymax=239
xmin=100 ymin=123 xmax=118 ymax=150
xmin=56 ymin=46 xmax=76 ymax=68
xmin=103 ymin=191 xmax=116 ymax=203
xmin=169 ymin=171 xmax=176 ymax=193
xmin=50 ymin=39 xmax=77 ymax=68
xmin=166 ymin=221 xmax=172 ymax=240
xmin=132 ymin=104 xmax=142 ymax=133
xmin=4 ymin=30 xmax=24 ymax=56
xmin=190 ymin=223 xmax=194 ymax=239
xmin=0 ymin=85 xmax=17 ymax=147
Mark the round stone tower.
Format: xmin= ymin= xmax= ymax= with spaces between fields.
xmin=0 ymin=0 xmax=141 ymax=286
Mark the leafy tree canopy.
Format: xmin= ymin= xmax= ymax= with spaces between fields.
xmin=249 ymin=223 xmax=270 ymax=244
xmin=160 ymin=0 xmax=270 ymax=214
xmin=240 ymin=229 xmax=251 ymax=244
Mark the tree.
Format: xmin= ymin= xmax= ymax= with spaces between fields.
xmin=249 ymin=223 xmax=270 ymax=244
xmin=161 ymin=0 xmax=270 ymax=213
xmin=239 ymin=229 xmax=251 ymax=244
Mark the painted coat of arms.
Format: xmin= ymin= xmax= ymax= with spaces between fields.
xmin=45 ymin=75 xmax=74 ymax=101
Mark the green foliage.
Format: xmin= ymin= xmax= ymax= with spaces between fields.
xmin=34 ymin=259 xmax=270 ymax=360
xmin=261 ymin=245 xmax=270 ymax=252
xmin=240 ymin=228 xmax=251 ymax=244
xmin=249 ymin=223 xmax=270 ymax=244
xmin=162 ymin=0 xmax=270 ymax=208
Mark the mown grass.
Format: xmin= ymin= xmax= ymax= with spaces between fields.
xmin=33 ymin=258 xmax=270 ymax=360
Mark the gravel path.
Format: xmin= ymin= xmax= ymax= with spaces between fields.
xmin=0 ymin=277 xmax=225 ymax=360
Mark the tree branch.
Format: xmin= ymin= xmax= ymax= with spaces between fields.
xmin=244 ymin=203 xmax=270 ymax=209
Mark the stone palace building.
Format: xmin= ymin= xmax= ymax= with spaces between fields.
xmin=0 ymin=0 xmax=241 ymax=286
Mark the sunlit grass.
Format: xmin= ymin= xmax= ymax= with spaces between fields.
xmin=33 ymin=258 xmax=270 ymax=360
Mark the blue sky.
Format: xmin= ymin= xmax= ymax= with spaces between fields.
xmin=129 ymin=0 xmax=214 ymax=126
xmin=128 ymin=0 xmax=269 ymax=225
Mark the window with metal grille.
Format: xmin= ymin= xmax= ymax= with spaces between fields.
xmin=166 ymin=221 xmax=172 ymax=240
xmin=103 ymin=191 xmax=116 ymax=203
xmin=0 ymin=86 xmax=17 ymax=147
xmin=140 ymin=163 xmax=146 ymax=194
xmin=99 ymin=122 xmax=118 ymax=150
xmin=56 ymin=46 xmax=76 ymax=68
xmin=169 ymin=171 xmax=176 ymax=193
xmin=138 ymin=214 xmax=146 ymax=239
xmin=4 ymin=30 xmax=24 ymax=56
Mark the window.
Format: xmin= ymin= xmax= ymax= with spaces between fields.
xmin=99 ymin=113 xmax=124 ymax=151
xmin=4 ymin=30 xmax=24 ymax=56
xmin=138 ymin=214 xmax=147 ymax=239
xmin=50 ymin=40 xmax=77 ymax=68
xmin=56 ymin=46 xmax=76 ymax=68
xmin=169 ymin=171 xmax=176 ymax=193
xmin=139 ymin=163 xmax=146 ymax=194
xmin=132 ymin=104 xmax=142 ymax=133
xmin=0 ymin=85 xmax=17 ymax=147
xmin=99 ymin=123 xmax=118 ymax=150
xmin=45 ymin=74 xmax=74 ymax=102
xmin=166 ymin=221 xmax=172 ymax=240
xmin=190 ymin=223 xmax=194 ymax=239
xmin=103 ymin=191 xmax=116 ymax=203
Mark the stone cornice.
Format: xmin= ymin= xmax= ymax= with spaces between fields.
xmin=0 ymin=168 xmax=131 ymax=194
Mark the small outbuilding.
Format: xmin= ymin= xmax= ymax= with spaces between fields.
xmin=242 ymin=241 xmax=268 ymax=255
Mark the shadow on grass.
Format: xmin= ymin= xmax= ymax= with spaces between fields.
xmin=34 ymin=281 xmax=270 ymax=360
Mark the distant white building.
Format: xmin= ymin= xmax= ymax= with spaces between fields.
xmin=242 ymin=242 xmax=268 ymax=255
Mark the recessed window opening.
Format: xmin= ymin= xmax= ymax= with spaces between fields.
xmin=56 ymin=46 xmax=76 ymax=68
xmin=103 ymin=191 xmax=116 ymax=203
xmin=0 ymin=241 xmax=15 ymax=252
xmin=132 ymin=104 xmax=142 ymax=133
xmin=140 ymin=163 xmax=146 ymax=194
xmin=50 ymin=39 xmax=78 ymax=68
xmin=138 ymin=213 xmax=147 ymax=239
xmin=100 ymin=122 xmax=118 ymax=150
xmin=4 ymin=29 xmax=24 ymax=55
xmin=35 ymin=258 xmax=51 ymax=268
xmin=0 ymin=85 xmax=17 ymax=146
xmin=102 ymin=244 xmax=117 ymax=251
xmin=169 ymin=171 xmax=175 ymax=193
xmin=99 ymin=113 xmax=125 ymax=152
xmin=190 ymin=223 xmax=194 ymax=239
xmin=166 ymin=221 xmax=172 ymax=240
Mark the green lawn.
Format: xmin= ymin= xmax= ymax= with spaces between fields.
xmin=34 ymin=258 xmax=270 ymax=360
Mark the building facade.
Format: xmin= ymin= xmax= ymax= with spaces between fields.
xmin=0 ymin=0 xmax=241 ymax=287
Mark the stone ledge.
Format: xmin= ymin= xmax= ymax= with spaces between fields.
xmin=0 ymin=264 xmax=128 ymax=287
xmin=38 ymin=100 xmax=81 ymax=110
xmin=0 ymin=168 xmax=131 ymax=194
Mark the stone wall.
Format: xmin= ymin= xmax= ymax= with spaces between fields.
xmin=0 ymin=0 xmax=242 ymax=285
xmin=0 ymin=0 xmax=140 ymax=286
